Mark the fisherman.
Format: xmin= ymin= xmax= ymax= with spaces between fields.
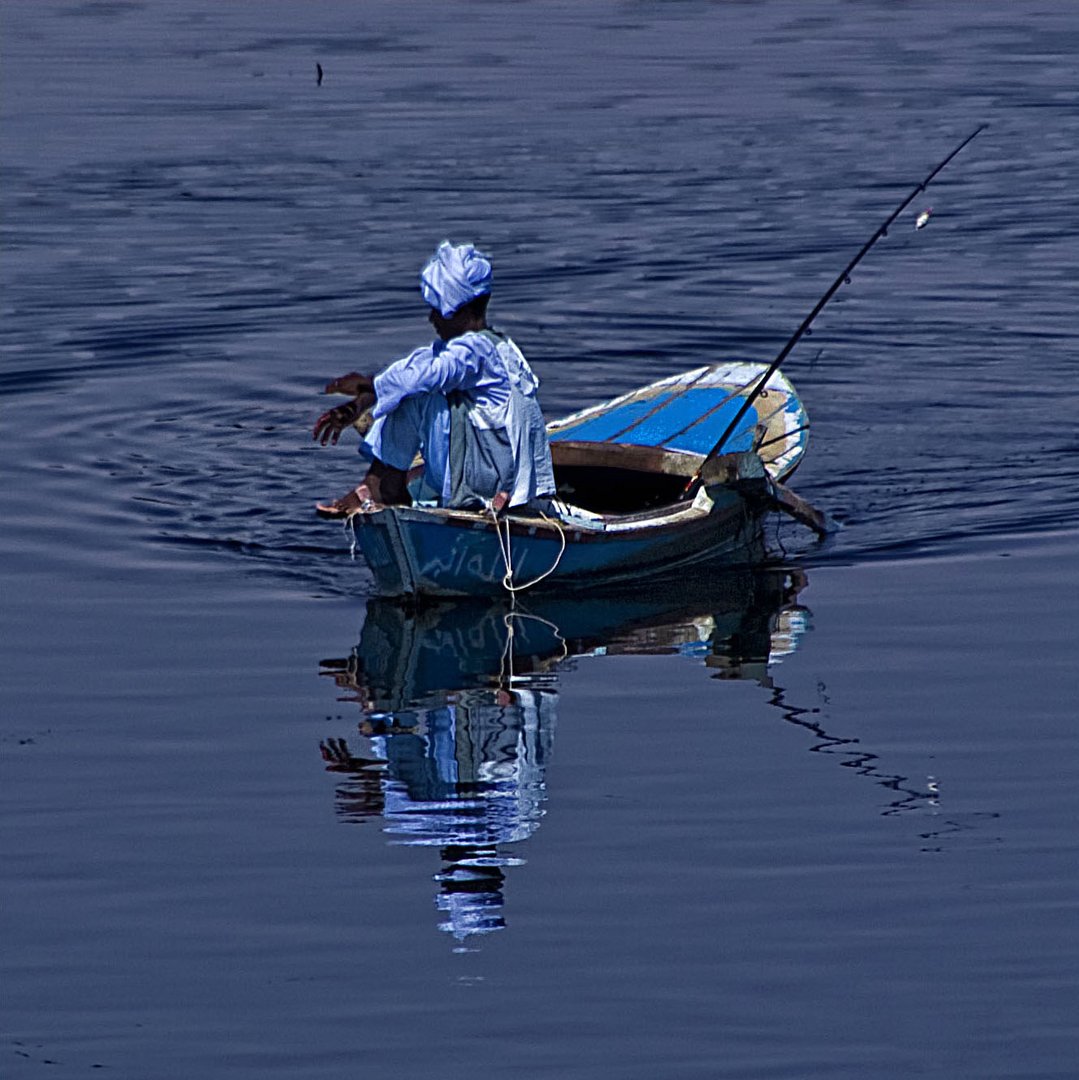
xmin=314 ymin=241 xmax=555 ymax=516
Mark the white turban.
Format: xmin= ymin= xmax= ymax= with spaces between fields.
xmin=420 ymin=241 xmax=493 ymax=317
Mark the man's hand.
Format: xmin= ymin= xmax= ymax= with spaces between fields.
xmin=313 ymin=390 xmax=376 ymax=446
xmin=323 ymin=372 xmax=374 ymax=397
xmin=313 ymin=401 xmax=360 ymax=445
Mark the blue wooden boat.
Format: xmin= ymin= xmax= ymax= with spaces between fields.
xmin=342 ymin=360 xmax=823 ymax=598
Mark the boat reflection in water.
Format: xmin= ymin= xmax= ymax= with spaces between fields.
xmin=318 ymin=565 xmax=810 ymax=948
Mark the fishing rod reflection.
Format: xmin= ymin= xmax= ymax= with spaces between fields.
xmin=317 ymin=566 xmax=810 ymax=948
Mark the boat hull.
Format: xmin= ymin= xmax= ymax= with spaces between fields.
xmin=354 ymin=486 xmax=769 ymax=598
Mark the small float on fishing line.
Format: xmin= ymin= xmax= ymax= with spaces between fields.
xmin=915 ymin=208 xmax=933 ymax=229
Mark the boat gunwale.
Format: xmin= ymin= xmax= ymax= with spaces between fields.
xmin=358 ymin=490 xmax=742 ymax=545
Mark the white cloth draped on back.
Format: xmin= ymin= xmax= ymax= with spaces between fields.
xmin=361 ymin=330 xmax=554 ymax=508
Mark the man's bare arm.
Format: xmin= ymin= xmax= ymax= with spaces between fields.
xmin=323 ymin=372 xmax=374 ymax=397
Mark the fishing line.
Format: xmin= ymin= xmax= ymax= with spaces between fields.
xmin=756 ymin=424 xmax=810 ymax=455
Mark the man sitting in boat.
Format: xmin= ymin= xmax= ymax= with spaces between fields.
xmin=314 ymin=240 xmax=555 ymax=516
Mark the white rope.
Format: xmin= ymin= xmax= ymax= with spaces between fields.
xmin=488 ymin=507 xmax=567 ymax=594
xmin=343 ymin=515 xmax=358 ymax=561
xmin=333 ymin=485 xmax=375 ymax=562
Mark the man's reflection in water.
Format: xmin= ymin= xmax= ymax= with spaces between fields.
xmin=320 ymin=605 xmax=564 ymax=947
xmin=319 ymin=570 xmax=809 ymax=946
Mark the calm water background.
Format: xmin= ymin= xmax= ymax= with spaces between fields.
xmin=3 ymin=1 xmax=1078 ymax=1077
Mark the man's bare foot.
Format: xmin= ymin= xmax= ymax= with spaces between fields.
xmin=315 ymin=485 xmax=379 ymax=519
xmin=315 ymin=460 xmax=413 ymax=519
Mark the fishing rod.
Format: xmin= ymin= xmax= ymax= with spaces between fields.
xmin=683 ymin=123 xmax=987 ymax=497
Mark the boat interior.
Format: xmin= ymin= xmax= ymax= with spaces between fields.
xmin=549 ymin=441 xmax=696 ymax=514
xmin=552 ymin=463 xmax=688 ymax=513
xmin=402 ymin=440 xmax=730 ymax=518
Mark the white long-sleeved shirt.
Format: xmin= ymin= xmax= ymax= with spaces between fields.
xmin=372 ymin=332 xmax=511 ymax=424
xmin=366 ymin=330 xmax=555 ymax=506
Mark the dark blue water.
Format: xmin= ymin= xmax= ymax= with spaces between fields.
xmin=3 ymin=2 xmax=1078 ymax=1077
